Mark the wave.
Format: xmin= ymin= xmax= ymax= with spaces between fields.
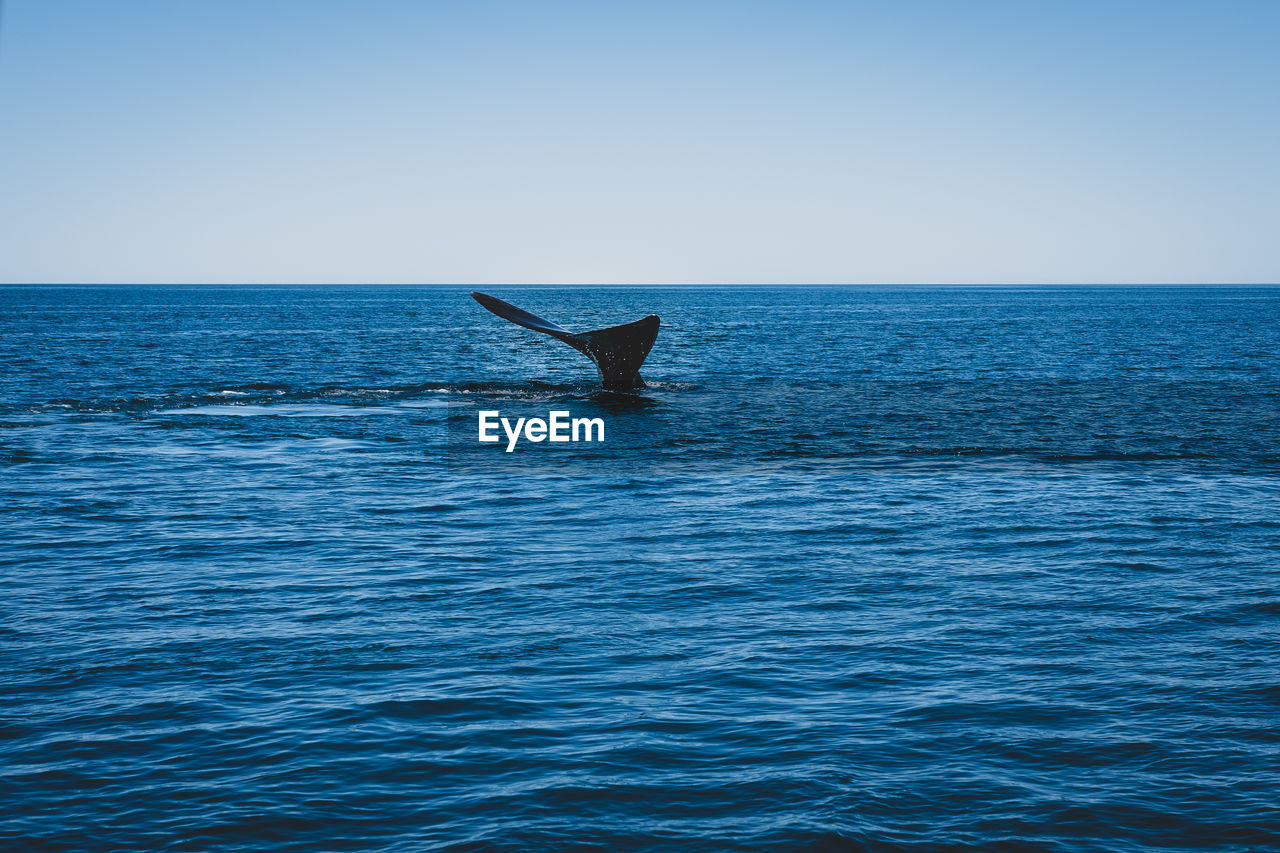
xmin=21 ymin=377 xmax=707 ymax=417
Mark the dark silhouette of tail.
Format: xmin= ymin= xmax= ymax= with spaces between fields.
xmin=471 ymin=292 xmax=660 ymax=391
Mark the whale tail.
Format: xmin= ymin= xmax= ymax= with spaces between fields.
xmin=471 ymin=292 xmax=660 ymax=391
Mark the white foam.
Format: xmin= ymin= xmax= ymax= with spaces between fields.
xmin=156 ymin=404 xmax=403 ymax=418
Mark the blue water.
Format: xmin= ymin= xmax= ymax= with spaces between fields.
xmin=2 ymin=285 xmax=1279 ymax=851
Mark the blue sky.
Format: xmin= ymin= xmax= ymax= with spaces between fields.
xmin=1 ymin=0 xmax=1276 ymax=283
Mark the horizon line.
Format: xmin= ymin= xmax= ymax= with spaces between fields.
xmin=3 ymin=281 xmax=1279 ymax=288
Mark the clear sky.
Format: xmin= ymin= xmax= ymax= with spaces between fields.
xmin=1 ymin=0 xmax=1277 ymax=284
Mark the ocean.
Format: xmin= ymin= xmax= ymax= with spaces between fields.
xmin=2 ymin=285 xmax=1278 ymax=851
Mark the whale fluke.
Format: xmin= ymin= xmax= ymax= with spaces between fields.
xmin=471 ymin=292 xmax=660 ymax=391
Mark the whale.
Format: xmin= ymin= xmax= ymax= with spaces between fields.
xmin=471 ymin=292 xmax=660 ymax=391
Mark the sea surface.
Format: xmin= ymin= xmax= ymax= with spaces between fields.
xmin=2 ymin=285 xmax=1279 ymax=852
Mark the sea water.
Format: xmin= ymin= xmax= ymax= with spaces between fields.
xmin=2 ymin=285 xmax=1278 ymax=850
